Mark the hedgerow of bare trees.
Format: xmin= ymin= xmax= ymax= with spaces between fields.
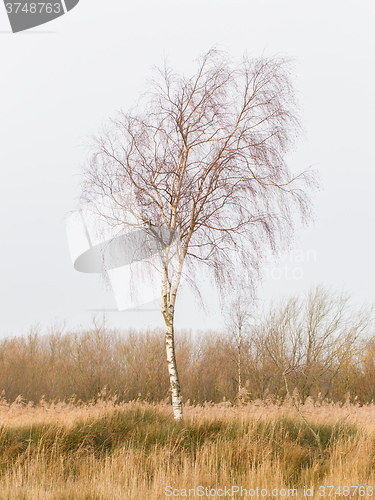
xmin=80 ymin=50 xmax=314 ymax=419
xmin=0 ymin=288 xmax=373 ymax=406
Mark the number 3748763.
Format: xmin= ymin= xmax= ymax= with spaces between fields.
xmin=5 ymin=3 xmax=62 ymax=14
xmin=318 ymin=486 xmax=374 ymax=496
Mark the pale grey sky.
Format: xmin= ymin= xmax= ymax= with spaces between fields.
xmin=1 ymin=0 xmax=375 ymax=337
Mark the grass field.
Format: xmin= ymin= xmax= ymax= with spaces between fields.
xmin=1 ymin=396 xmax=375 ymax=499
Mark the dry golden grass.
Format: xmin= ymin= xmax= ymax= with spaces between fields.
xmin=1 ymin=397 xmax=375 ymax=499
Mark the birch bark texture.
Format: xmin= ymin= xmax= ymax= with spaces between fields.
xmin=80 ymin=50 xmax=313 ymax=420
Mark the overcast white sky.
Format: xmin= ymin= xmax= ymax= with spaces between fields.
xmin=1 ymin=1 xmax=375 ymax=337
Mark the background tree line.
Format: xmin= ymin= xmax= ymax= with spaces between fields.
xmin=1 ymin=287 xmax=374 ymax=405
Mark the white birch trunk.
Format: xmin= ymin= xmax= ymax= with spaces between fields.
xmin=165 ymin=318 xmax=183 ymax=420
xmin=162 ymin=242 xmax=184 ymax=421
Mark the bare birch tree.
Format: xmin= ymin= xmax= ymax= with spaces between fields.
xmin=80 ymin=50 xmax=313 ymax=420
xmin=226 ymin=292 xmax=253 ymax=399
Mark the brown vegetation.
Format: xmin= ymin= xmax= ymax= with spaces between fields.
xmin=1 ymin=398 xmax=375 ymax=498
xmin=0 ymin=288 xmax=373 ymax=406
xmin=0 ymin=288 xmax=374 ymax=497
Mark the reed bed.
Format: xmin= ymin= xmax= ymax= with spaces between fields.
xmin=1 ymin=397 xmax=375 ymax=498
